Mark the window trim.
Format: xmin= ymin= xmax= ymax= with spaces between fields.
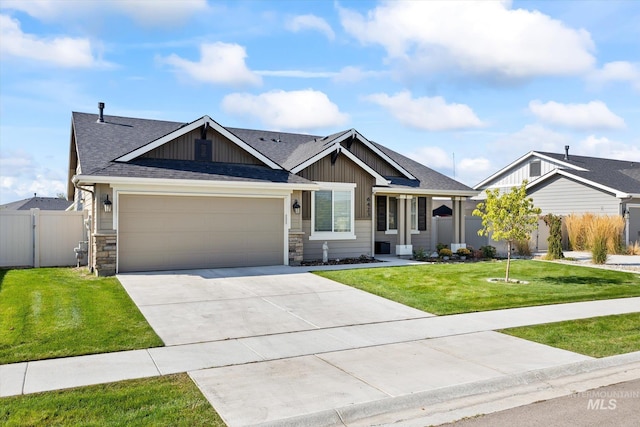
xmin=309 ymin=182 xmax=356 ymax=240
xmin=383 ymin=196 xmax=420 ymax=235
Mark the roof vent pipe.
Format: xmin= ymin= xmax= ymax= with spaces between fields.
xmin=564 ymin=145 xmax=570 ymax=161
xmin=97 ymin=102 xmax=105 ymax=123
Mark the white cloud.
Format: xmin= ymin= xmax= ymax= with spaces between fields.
xmin=406 ymin=147 xmax=491 ymax=186
xmin=162 ymin=42 xmax=262 ymax=87
xmin=286 ymin=14 xmax=335 ymax=40
xmin=365 ymin=91 xmax=484 ymax=131
xmin=221 ymin=89 xmax=348 ymax=131
xmin=529 ymin=100 xmax=625 ymax=130
xmin=575 ymin=135 xmax=640 ymax=161
xmin=332 ymin=66 xmax=387 ymax=83
xmin=0 ymin=150 xmax=66 ymax=204
xmin=0 ymin=14 xmax=104 ymax=68
xmin=339 ymin=1 xmax=595 ymax=80
xmin=406 ymin=146 xmax=453 ymax=169
xmin=256 ymin=70 xmax=337 ymax=78
xmin=1 ymin=0 xmax=209 ymax=26
xmin=588 ymin=61 xmax=640 ymax=92
xmin=487 ymin=124 xmax=571 ymax=164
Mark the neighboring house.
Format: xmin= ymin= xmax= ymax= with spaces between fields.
xmin=68 ymin=103 xmax=476 ymax=275
xmin=0 ymin=195 xmax=73 ymax=211
xmin=474 ymin=146 xmax=640 ymax=247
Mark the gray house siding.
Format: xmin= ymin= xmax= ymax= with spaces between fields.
xmin=529 ymin=176 xmax=620 ymax=216
xmin=302 ymin=219 xmax=372 ymax=260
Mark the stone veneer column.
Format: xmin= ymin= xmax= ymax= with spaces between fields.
xmin=288 ymin=231 xmax=304 ymax=265
xmin=93 ymin=233 xmax=117 ymax=276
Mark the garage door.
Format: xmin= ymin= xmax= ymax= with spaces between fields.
xmin=118 ymin=195 xmax=284 ymax=272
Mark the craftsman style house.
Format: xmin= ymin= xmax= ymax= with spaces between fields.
xmin=69 ymin=103 xmax=476 ymax=275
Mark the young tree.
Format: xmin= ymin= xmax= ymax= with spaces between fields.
xmin=473 ymin=181 xmax=541 ymax=282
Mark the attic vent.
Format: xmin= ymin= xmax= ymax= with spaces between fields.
xmin=195 ymin=139 xmax=212 ymax=162
xmin=564 ymin=145 xmax=570 ymax=161
xmin=259 ymin=137 xmax=266 ymax=141
xmin=271 ymin=135 xmax=282 ymax=143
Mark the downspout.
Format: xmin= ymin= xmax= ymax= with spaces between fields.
xmin=73 ymin=179 xmax=95 ymax=272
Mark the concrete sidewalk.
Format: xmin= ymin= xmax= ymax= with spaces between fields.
xmin=2 ymin=258 xmax=639 ymax=426
xmin=2 ymin=298 xmax=639 ymax=423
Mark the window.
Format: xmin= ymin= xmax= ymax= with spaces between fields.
xmin=388 ymin=197 xmax=397 ymax=231
xmin=377 ymin=196 xmax=427 ymax=232
xmin=411 ymin=197 xmax=417 ymax=230
xmin=311 ymin=183 xmax=356 ymax=240
xmin=529 ymin=160 xmax=541 ymax=177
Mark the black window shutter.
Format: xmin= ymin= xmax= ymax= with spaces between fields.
xmin=418 ymin=197 xmax=427 ymax=230
xmin=376 ymin=196 xmax=387 ymax=231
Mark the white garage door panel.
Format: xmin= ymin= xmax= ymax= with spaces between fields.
xmin=119 ymin=195 xmax=284 ymax=272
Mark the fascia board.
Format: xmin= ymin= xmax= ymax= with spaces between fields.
xmin=114 ymin=116 xmax=282 ymax=170
xmin=343 ymin=129 xmax=417 ymax=180
xmin=72 ymin=174 xmax=319 ymax=191
xmin=373 ymin=187 xmax=478 ymax=197
xmin=290 ymin=143 xmax=389 ymax=186
xmin=474 ymin=151 xmax=537 ymax=189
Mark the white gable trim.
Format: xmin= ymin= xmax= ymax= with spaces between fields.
xmin=331 ymin=129 xmax=416 ymax=180
xmin=115 ymin=116 xmax=282 ymax=170
xmin=527 ymin=169 xmax=631 ymax=199
xmin=290 ymin=142 xmax=389 ymax=186
xmin=474 ymin=151 xmax=588 ymax=190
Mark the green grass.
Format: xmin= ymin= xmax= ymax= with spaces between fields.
xmin=0 ymin=374 xmax=226 ymax=426
xmin=315 ymin=260 xmax=640 ymax=315
xmin=0 ymin=268 xmax=163 ymax=364
xmin=502 ymin=313 xmax=640 ymax=357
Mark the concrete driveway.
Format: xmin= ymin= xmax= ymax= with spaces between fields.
xmin=118 ymin=266 xmax=596 ymax=426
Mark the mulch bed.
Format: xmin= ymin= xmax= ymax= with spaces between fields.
xmin=299 ymin=256 xmax=381 ymax=266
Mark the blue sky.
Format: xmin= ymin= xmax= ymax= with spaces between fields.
xmin=1 ymin=0 xmax=639 ymax=204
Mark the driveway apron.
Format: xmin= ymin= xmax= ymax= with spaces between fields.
xmin=117 ymin=267 xmax=596 ymax=426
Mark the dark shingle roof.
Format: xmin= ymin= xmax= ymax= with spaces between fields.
xmin=94 ymin=159 xmax=313 ymax=184
xmin=537 ymin=152 xmax=640 ymax=194
xmin=1 ymin=196 xmax=72 ymax=211
xmin=72 ymin=110 xmax=475 ymax=193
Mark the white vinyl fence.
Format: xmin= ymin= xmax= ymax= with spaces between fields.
xmin=433 ymin=216 xmax=551 ymax=254
xmin=0 ymin=209 xmax=87 ymax=268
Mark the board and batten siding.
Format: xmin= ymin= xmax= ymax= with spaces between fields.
xmin=529 ymin=176 xmax=620 ymax=215
xmin=142 ymin=127 xmax=263 ymax=165
xmin=298 ymin=154 xmax=375 ymax=220
xmin=302 ymin=219 xmax=372 ymax=260
xmin=488 ymin=157 xmax=565 ymax=189
xmin=339 ymin=139 xmax=402 ymax=177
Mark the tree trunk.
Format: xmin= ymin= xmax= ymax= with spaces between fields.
xmin=505 ymin=241 xmax=511 ymax=282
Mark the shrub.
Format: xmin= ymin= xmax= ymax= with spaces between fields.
xmin=565 ymin=213 xmax=624 ymax=254
xmin=456 ymin=248 xmax=471 ymax=257
xmin=413 ymin=247 xmax=427 ymax=261
xmin=436 ymin=242 xmax=448 ymax=252
xmin=591 ymin=235 xmax=608 ymax=264
xmin=543 ymin=213 xmax=564 ymax=259
xmin=439 ymin=248 xmax=453 ymax=258
xmin=480 ymin=245 xmax=496 ymax=259
xmin=627 ymin=241 xmax=640 ymax=255
xmin=514 ymin=239 xmax=531 ymax=256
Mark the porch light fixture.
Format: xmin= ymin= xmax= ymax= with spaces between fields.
xmin=103 ymin=195 xmax=112 ymax=213
xmin=624 ymin=209 xmax=630 ymax=220
xmin=292 ymin=199 xmax=301 ymax=215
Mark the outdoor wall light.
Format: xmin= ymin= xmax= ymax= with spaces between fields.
xmin=292 ymin=199 xmax=301 ymax=215
xmin=103 ymin=194 xmax=112 ymax=213
xmin=624 ymin=209 xmax=630 ymax=220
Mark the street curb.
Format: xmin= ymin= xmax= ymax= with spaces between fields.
xmin=249 ymin=351 xmax=640 ymax=427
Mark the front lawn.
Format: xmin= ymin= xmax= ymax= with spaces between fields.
xmin=315 ymin=260 xmax=640 ymax=315
xmin=0 ymin=374 xmax=226 ymax=426
xmin=0 ymin=268 xmax=163 ymax=364
xmin=502 ymin=313 xmax=640 ymax=357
